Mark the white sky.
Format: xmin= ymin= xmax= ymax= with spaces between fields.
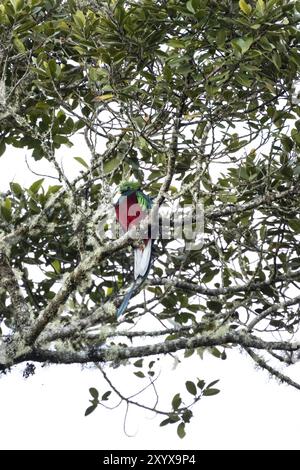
xmin=1 ymin=350 xmax=300 ymax=450
xmin=1 ymin=144 xmax=300 ymax=450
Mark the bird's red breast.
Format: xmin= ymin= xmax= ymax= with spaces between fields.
xmin=115 ymin=192 xmax=146 ymax=232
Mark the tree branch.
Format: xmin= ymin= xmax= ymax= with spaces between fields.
xmin=0 ymin=253 xmax=31 ymax=329
xmin=149 ymin=271 xmax=300 ymax=297
xmin=11 ymin=330 xmax=300 ymax=367
xmin=244 ymin=347 xmax=300 ymax=392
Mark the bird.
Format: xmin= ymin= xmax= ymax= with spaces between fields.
xmin=115 ymin=180 xmax=153 ymax=318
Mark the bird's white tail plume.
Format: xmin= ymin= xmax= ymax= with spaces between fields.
xmin=134 ymin=242 xmax=152 ymax=280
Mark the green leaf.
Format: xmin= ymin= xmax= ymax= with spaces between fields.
xmin=0 ymin=140 xmax=6 ymax=157
xmin=32 ymin=146 xmax=44 ymax=161
xmin=207 ymin=300 xmax=222 ymax=313
xmin=47 ymin=59 xmax=57 ymax=77
xmin=1 ymin=198 xmax=12 ymax=222
xmin=73 ymin=10 xmax=86 ymax=28
xmin=202 ymin=269 xmax=218 ymax=283
xmin=74 ymin=156 xmax=89 ymax=169
xmin=167 ymin=39 xmax=186 ymax=49
xmin=197 ymin=379 xmax=206 ymax=390
xmin=182 ymin=409 xmax=193 ymax=423
xmin=203 ymin=388 xmax=220 ymax=396
xmin=232 ymin=37 xmax=253 ymax=55
xmin=10 ymin=182 xmax=23 ymax=197
xmin=195 ymin=122 xmax=207 ymax=139
xmin=207 ymin=379 xmax=220 ymax=388
xmin=101 ymin=391 xmax=111 ymax=401
xmin=85 ymin=404 xmax=97 ymax=416
xmin=10 ymin=0 xmax=24 ymax=12
xmin=134 ymin=371 xmax=145 ymax=378
xmin=103 ymin=156 xmax=122 ymax=174
xmin=259 ymin=37 xmax=273 ymax=52
xmin=89 ymin=67 xmax=99 ymax=81
xmin=51 ymin=259 xmax=61 ymax=274
xmin=186 ymin=0 xmax=195 ymax=13
xmin=46 ymin=185 xmax=62 ymax=195
xmin=160 ymin=418 xmax=171 ymax=427
xmin=169 ymin=414 xmax=180 ymax=424
xmin=281 ymin=136 xmax=294 ymax=152
xmin=239 ymin=0 xmax=252 ymax=15
xmin=210 ymin=347 xmax=222 ymax=359
xmin=291 ymin=129 xmax=300 ymax=146
xmin=133 ymin=359 xmax=143 ymax=367
xmin=221 ymin=350 xmax=227 ymax=360
xmin=89 ymin=387 xmax=99 ymax=399
xmin=216 ymin=29 xmax=227 ymax=47
xmin=29 ymin=179 xmax=44 ymax=194
xmin=288 ymin=219 xmax=300 ymax=233
xmin=270 ymin=52 xmax=281 ymax=71
xmin=13 ymin=37 xmax=26 ymax=53
xmin=256 ymin=0 xmax=265 ymax=15
xmin=177 ymin=422 xmax=186 ymax=439
xmin=53 ymin=135 xmax=72 ymax=146
xmin=94 ymin=93 xmax=114 ymax=102
xmin=185 ymin=381 xmax=197 ymax=396
xmin=172 ymin=393 xmax=182 ymax=410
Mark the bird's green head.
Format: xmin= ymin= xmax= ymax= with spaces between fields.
xmin=119 ymin=180 xmax=141 ymax=194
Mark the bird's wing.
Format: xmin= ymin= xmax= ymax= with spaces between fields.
xmin=136 ymin=190 xmax=153 ymax=210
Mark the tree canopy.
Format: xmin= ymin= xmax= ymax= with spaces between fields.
xmin=1 ymin=0 xmax=300 ymax=438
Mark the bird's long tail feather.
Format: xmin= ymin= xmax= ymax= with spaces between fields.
xmin=117 ymin=241 xmax=152 ymax=319
xmin=116 ymin=283 xmax=136 ymax=319
xmin=134 ymin=241 xmax=152 ymax=280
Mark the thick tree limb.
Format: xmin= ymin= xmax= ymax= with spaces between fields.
xmin=0 ymin=253 xmax=31 ymax=329
xmin=9 ymin=330 xmax=300 ymax=368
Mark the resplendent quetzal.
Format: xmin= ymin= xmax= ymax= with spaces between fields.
xmin=115 ymin=181 xmax=152 ymax=318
